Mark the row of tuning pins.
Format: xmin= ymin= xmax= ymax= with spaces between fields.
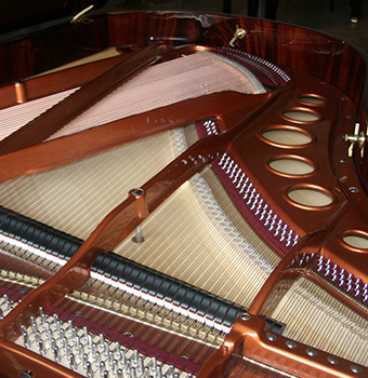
xmin=19 ymin=307 xmax=194 ymax=378
xmin=0 ymin=293 xmax=15 ymax=319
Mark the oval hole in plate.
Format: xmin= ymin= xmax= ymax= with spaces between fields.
xmin=298 ymin=95 xmax=326 ymax=105
xmin=269 ymin=158 xmax=315 ymax=176
xmin=288 ymin=187 xmax=333 ymax=207
xmin=283 ymin=109 xmax=320 ymax=122
xmin=262 ymin=129 xmax=312 ymax=146
xmin=342 ymin=232 xmax=368 ymax=250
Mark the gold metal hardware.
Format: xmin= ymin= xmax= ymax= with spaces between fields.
xmin=229 ymin=25 xmax=247 ymax=47
xmin=344 ymin=122 xmax=368 ymax=158
xmin=71 ymin=4 xmax=95 ymax=24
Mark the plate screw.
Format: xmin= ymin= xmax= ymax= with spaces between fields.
xmin=286 ymin=341 xmax=296 ymax=349
xmin=350 ymin=365 xmax=361 ymax=374
xmin=306 ymin=349 xmax=317 ymax=357
xmin=328 ymin=356 xmax=339 ymax=365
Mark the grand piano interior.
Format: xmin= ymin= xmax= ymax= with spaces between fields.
xmin=0 ymin=1 xmax=367 ymax=378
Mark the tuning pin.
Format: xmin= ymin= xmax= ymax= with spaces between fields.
xmin=131 ymin=367 xmax=137 ymax=378
xmin=143 ymin=367 xmax=150 ymax=378
xmin=34 ymin=331 xmax=41 ymax=343
xmin=137 ymin=357 xmax=144 ymax=374
xmin=82 ymin=353 xmax=88 ymax=370
xmin=99 ymin=361 xmax=106 ymax=377
xmin=119 ymin=349 xmax=126 ymax=366
xmin=132 ymin=349 xmax=139 ymax=365
xmin=43 ymin=320 xmax=50 ymax=334
xmin=86 ymin=362 xmax=93 ymax=378
xmin=46 ymin=330 xmax=54 ymax=344
xmin=3 ymin=295 xmax=11 ymax=312
xmin=75 ymin=342 xmax=84 ymax=359
xmin=166 ymin=365 xmax=174 ymax=378
xmin=87 ymin=335 xmax=94 ymax=350
xmin=103 ymin=341 xmax=109 ymax=356
xmin=68 ymin=320 xmax=74 ymax=334
xmin=39 ymin=307 xmax=46 ymax=324
xmin=150 ymin=356 xmax=157 ymax=374
xmin=61 ymin=336 xmax=68 ymax=352
xmin=57 ymin=325 xmax=65 ymax=339
xmin=53 ymin=346 xmax=60 ymax=363
xmin=69 ymin=353 xmax=76 ymax=371
xmin=71 ymin=327 xmax=77 ymax=340
xmin=75 ymin=334 xmax=80 ymax=348
xmin=53 ymin=319 xmax=61 ymax=333
xmin=66 ymin=345 xmax=72 ymax=360
xmin=94 ymin=351 xmax=101 ymax=364
xmin=83 ymin=326 xmax=89 ymax=341
xmin=50 ymin=337 xmax=56 ymax=351
xmin=115 ymin=341 xmax=121 ymax=358
xmin=108 ymin=351 xmax=114 ymax=365
xmin=99 ymin=333 xmax=105 ymax=348
xmin=38 ymin=339 xmax=45 ymax=356
xmin=91 ymin=342 xmax=97 ymax=355
xmin=23 ymin=332 xmax=30 ymax=348
xmin=125 ymin=360 xmax=131 ymax=376
xmin=156 ymin=365 xmax=163 ymax=378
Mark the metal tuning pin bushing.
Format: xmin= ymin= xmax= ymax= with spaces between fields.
xmin=344 ymin=122 xmax=368 ymax=158
xmin=229 ymin=25 xmax=247 ymax=47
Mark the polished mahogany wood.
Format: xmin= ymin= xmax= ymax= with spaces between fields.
xmin=0 ymin=12 xmax=366 ymax=112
